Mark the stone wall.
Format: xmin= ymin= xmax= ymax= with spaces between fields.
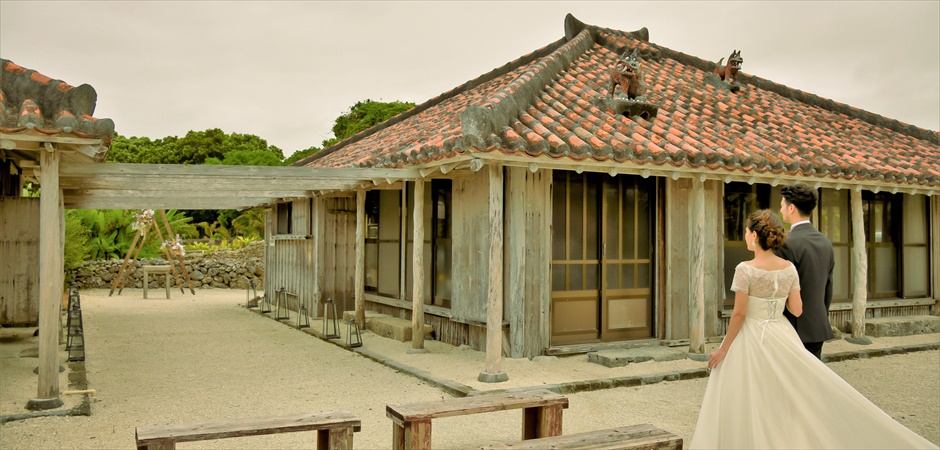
xmin=68 ymin=241 xmax=264 ymax=290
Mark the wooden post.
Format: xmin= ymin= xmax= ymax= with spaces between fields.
xmin=355 ymin=189 xmax=366 ymax=328
xmin=29 ymin=144 xmax=63 ymax=410
xmin=848 ymin=188 xmax=871 ymax=343
xmin=311 ymin=198 xmax=324 ymax=316
xmin=933 ymin=195 xmax=940 ymax=307
xmin=410 ymin=180 xmax=427 ymax=353
xmin=689 ymin=177 xmax=706 ymax=354
xmin=479 ymin=164 xmax=508 ymax=382
xmin=400 ymin=184 xmax=407 ymax=306
xmin=506 ymin=167 xmax=526 ymax=358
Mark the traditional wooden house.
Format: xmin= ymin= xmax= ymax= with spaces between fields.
xmin=267 ymin=14 xmax=939 ymax=378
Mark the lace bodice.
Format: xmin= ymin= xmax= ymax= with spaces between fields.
xmin=731 ymin=262 xmax=800 ymax=322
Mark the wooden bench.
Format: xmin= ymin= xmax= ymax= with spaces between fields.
xmin=142 ymin=265 xmax=171 ymax=299
xmin=386 ymin=389 xmax=568 ymax=450
xmin=481 ymin=423 xmax=683 ymax=449
xmin=135 ymin=411 xmax=361 ymax=450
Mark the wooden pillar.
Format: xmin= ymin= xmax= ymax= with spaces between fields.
xmin=506 ymin=167 xmax=526 ymax=358
xmin=688 ymin=177 xmax=706 ymax=354
xmin=410 ymin=180 xmax=427 ymax=352
xmin=400 ymin=184 xmax=407 ymax=303
xmin=932 ymin=195 xmax=940 ymax=307
xmin=849 ymin=188 xmax=871 ymax=342
xmin=355 ymin=189 xmax=366 ymax=328
xmin=313 ymin=198 xmax=326 ymax=316
xmin=29 ymin=144 xmax=63 ymax=410
xmin=479 ymin=164 xmax=508 ymax=382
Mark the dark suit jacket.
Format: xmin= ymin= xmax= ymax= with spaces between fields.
xmin=775 ymin=223 xmax=835 ymax=343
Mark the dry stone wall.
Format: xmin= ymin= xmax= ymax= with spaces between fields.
xmin=68 ymin=241 xmax=264 ymax=290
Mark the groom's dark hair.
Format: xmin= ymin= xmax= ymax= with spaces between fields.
xmin=781 ymin=184 xmax=818 ymax=217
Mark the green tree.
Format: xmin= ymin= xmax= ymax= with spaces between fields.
xmin=230 ymin=209 xmax=265 ymax=239
xmin=107 ymin=129 xmax=284 ymax=165
xmin=284 ymin=145 xmax=320 ymax=165
xmin=284 ymin=99 xmax=414 ymax=166
xmin=330 ymin=99 xmax=415 ymax=141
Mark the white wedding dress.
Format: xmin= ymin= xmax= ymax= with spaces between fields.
xmin=690 ymin=262 xmax=937 ymax=449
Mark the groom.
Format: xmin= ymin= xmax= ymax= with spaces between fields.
xmin=776 ymin=184 xmax=835 ymax=359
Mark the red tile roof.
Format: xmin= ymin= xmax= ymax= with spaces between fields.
xmin=1 ymin=59 xmax=115 ymax=151
xmin=301 ymin=15 xmax=939 ymax=188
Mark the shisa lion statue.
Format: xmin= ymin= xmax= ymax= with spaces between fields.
xmin=714 ymin=49 xmax=743 ymax=83
xmin=608 ymin=48 xmax=647 ymax=100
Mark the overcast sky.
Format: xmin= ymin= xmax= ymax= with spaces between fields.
xmin=2 ymin=1 xmax=938 ymax=157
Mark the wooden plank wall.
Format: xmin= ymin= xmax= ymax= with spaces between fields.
xmin=265 ymin=200 xmax=315 ymax=314
xmin=364 ymin=300 xmax=510 ymax=354
xmin=721 ymin=304 xmax=935 ymax=334
xmin=0 ymin=197 xmax=40 ymax=325
xmin=264 ymin=208 xmax=275 ymax=305
xmin=505 ymin=167 xmax=553 ymax=358
xmin=451 ymin=170 xmax=491 ymax=324
xmin=933 ymin=195 xmax=939 ymax=307
xmin=664 ymin=178 xmax=723 ymax=341
xmin=703 ymin=180 xmax=723 ymax=337
xmin=323 ymin=196 xmax=357 ymax=315
xmin=665 ymin=178 xmax=690 ymax=340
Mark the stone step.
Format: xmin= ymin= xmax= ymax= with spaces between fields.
xmin=342 ymin=311 xmax=433 ymax=343
xmin=864 ymin=315 xmax=939 ymax=337
xmin=587 ymin=346 xmax=687 ymax=367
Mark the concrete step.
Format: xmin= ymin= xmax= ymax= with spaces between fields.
xmin=864 ymin=315 xmax=939 ymax=337
xmin=342 ymin=311 xmax=433 ymax=342
xmin=587 ymin=346 xmax=687 ymax=367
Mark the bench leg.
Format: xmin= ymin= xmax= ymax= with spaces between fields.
xmin=522 ymin=404 xmax=563 ymax=440
xmin=138 ymin=444 xmax=175 ymax=450
xmin=165 ymin=274 xmax=170 ymax=299
xmin=143 ymin=271 xmax=149 ymax=299
xmin=317 ymin=427 xmax=354 ymax=450
xmin=393 ymin=420 xmax=431 ymax=450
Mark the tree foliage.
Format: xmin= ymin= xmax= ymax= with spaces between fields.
xmin=108 ymin=128 xmax=284 ymax=165
xmin=331 ymin=99 xmax=415 ymax=141
xmin=284 ymin=99 xmax=415 ymax=165
xmin=68 ymin=209 xmax=197 ymax=262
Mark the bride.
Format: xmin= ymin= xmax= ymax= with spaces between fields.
xmin=690 ymin=210 xmax=936 ymax=449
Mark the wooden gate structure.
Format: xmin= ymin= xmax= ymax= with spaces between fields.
xmin=108 ymin=209 xmax=196 ymax=296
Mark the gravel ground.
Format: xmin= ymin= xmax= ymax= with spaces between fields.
xmin=1 ymin=289 xmax=937 ymax=449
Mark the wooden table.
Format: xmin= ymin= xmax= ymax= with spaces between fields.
xmin=142 ymin=265 xmax=171 ymax=299
xmin=386 ymin=389 xmax=569 ymax=450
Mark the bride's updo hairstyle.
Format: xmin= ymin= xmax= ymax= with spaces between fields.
xmin=745 ymin=209 xmax=787 ymax=251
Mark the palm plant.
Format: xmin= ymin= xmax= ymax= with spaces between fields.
xmin=231 ymin=209 xmax=265 ymax=239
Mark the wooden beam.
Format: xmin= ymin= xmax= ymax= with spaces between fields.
xmin=63 ymin=189 xmax=311 ymax=199
xmin=850 ymin=189 xmax=869 ymax=339
xmin=58 ymin=176 xmax=361 ymax=192
xmin=689 ymin=177 xmax=706 ymax=354
xmin=479 ymin=164 xmax=508 ymax=382
xmin=464 ymin=152 xmax=940 ymax=197
xmin=64 ymin=197 xmax=279 ymax=210
xmin=355 ymin=189 xmax=366 ymax=328
xmin=411 ymin=179 xmax=426 ymax=352
xmin=0 ymin=132 xmax=102 ymax=146
xmin=33 ymin=143 xmax=63 ymax=409
xmin=59 ymin=162 xmax=420 ymax=180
